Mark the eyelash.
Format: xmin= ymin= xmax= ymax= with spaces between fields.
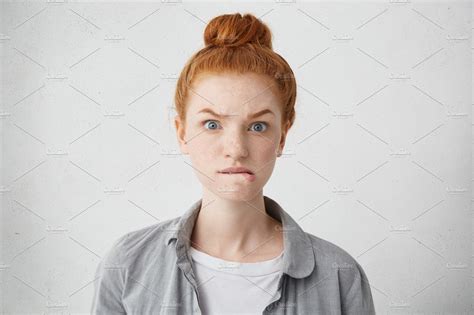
xmin=202 ymin=120 xmax=268 ymax=132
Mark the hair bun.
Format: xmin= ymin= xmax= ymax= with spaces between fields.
xmin=204 ymin=13 xmax=272 ymax=49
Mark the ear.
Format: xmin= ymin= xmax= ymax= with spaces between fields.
xmin=174 ymin=115 xmax=189 ymax=155
xmin=277 ymin=121 xmax=290 ymax=157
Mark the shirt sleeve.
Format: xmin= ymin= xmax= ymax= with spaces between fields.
xmin=90 ymin=234 xmax=129 ymax=314
xmin=340 ymin=261 xmax=376 ymax=315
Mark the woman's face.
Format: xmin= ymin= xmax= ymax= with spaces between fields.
xmin=175 ymin=72 xmax=289 ymax=201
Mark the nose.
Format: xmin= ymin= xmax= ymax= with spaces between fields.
xmin=223 ymin=128 xmax=249 ymax=159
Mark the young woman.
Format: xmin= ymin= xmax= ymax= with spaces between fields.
xmin=92 ymin=13 xmax=376 ymax=315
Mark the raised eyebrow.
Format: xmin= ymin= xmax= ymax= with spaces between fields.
xmin=197 ymin=108 xmax=275 ymax=119
xmin=249 ymin=109 xmax=275 ymax=119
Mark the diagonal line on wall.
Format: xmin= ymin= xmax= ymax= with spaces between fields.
xmin=69 ymin=236 xmax=101 ymax=258
xmin=128 ymin=47 xmax=160 ymax=69
xmin=11 ymin=237 xmax=46 ymax=261
xmin=13 ymin=199 xmax=46 ymax=221
xmin=69 ymin=9 xmax=102 ymax=30
xmin=411 ymin=236 xmax=445 ymax=260
xmin=355 ymin=85 xmax=388 ymax=107
xmin=11 ymin=160 xmax=46 ymax=184
xmin=296 ymin=8 xmax=330 ymax=30
xmin=69 ymin=276 xmax=98 ymax=297
xmin=356 ymin=161 xmax=389 ymax=183
xmin=13 ymin=123 xmax=45 ymax=144
xmin=356 ymin=8 xmax=389 ymax=30
xmin=128 ymin=199 xmax=160 ymax=221
xmin=12 ymin=275 xmax=46 ymax=297
xmin=356 ymin=236 xmax=388 ymax=258
xmin=69 ymin=200 xmax=102 ymax=221
xmin=69 ymin=123 xmax=102 ymax=145
xmin=12 ymin=47 xmax=46 ymax=70
xmin=128 ymin=83 xmax=160 ymax=106
xmin=357 ymin=48 xmax=388 ymax=69
xmin=69 ymin=48 xmax=101 ymax=69
xmin=13 ymin=6 xmax=47 ymax=29
xmin=297 ymin=160 xmax=330 ymax=182
xmin=410 ymin=275 xmax=445 ymax=298
xmin=127 ymin=123 xmax=161 ymax=145
xmin=183 ymin=9 xmax=207 ymax=25
xmin=356 ymin=200 xmax=389 ymax=221
xmin=297 ymin=122 xmax=330 ymax=145
xmin=11 ymin=84 xmax=45 ymax=108
xmin=411 ymin=199 xmax=444 ymax=221
xmin=128 ymin=8 xmax=161 ymax=30
xmin=411 ymin=160 xmax=443 ymax=182
xmin=297 ymin=47 xmax=330 ymax=69
xmin=68 ymin=84 xmax=102 ymax=107
xmin=412 ymin=47 xmax=444 ymax=69
xmin=258 ymin=8 xmax=275 ymax=19
xmin=297 ymin=199 xmax=331 ymax=222
xmin=297 ymin=84 xmax=331 ymax=107
xmin=356 ymin=123 xmax=389 ymax=145
xmin=411 ymin=84 xmax=445 ymax=107
xmin=128 ymin=160 xmax=161 ymax=183
xmin=411 ymin=8 xmax=444 ymax=30
xmin=69 ymin=160 xmax=101 ymax=182
xmin=411 ymin=123 xmax=444 ymax=145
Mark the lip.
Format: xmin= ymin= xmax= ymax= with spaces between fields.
xmin=217 ymin=166 xmax=256 ymax=182
xmin=218 ymin=166 xmax=254 ymax=175
xmin=218 ymin=171 xmax=256 ymax=182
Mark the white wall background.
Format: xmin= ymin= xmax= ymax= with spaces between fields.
xmin=1 ymin=0 xmax=472 ymax=314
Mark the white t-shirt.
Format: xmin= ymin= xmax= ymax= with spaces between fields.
xmin=189 ymin=246 xmax=284 ymax=315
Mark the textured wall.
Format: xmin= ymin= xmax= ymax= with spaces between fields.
xmin=1 ymin=1 xmax=471 ymax=314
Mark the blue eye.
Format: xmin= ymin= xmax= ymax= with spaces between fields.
xmin=203 ymin=120 xmax=221 ymax=130
xmin=250 ymin=122 xmax=268 ymax=132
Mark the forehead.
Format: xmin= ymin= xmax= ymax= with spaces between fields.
xmin=187 ymin=72 xmax=281 ymax=115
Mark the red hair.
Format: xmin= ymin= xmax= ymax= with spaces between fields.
xmin=174 ymin=12 xmax=297 ymax=130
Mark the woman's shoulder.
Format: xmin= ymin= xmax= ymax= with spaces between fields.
xmin=304 ymin=232 xmax=369 ymax=282
xmin=305 ymin=233 xmax=375 ymax=313
xmin=306 ymin=233 xmax=357 ymax=263
xmin=101 ymin=216 xmax=182 ymax=266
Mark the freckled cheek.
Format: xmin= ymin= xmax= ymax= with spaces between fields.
xmin=186 ymin=136 xmax=218 ymax=163
xmin=249 ymin=141 xmax=278 ymax=162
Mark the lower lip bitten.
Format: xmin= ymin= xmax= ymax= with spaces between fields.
xmin=219 ymin=172 xmax=256 ymax=182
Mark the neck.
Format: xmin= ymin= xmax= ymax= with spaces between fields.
xmin=190 ymin=189 xmax=283 ymax=262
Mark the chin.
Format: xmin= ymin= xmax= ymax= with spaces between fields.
xmin=213 ymin=187 xmax=260 ymax=202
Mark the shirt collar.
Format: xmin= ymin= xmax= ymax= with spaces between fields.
xmin=165 ymin=195 xmax=316 ymax=279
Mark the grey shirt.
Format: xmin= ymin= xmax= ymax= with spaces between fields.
xmin=91 ymin=195 xmax=376 ymax=314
